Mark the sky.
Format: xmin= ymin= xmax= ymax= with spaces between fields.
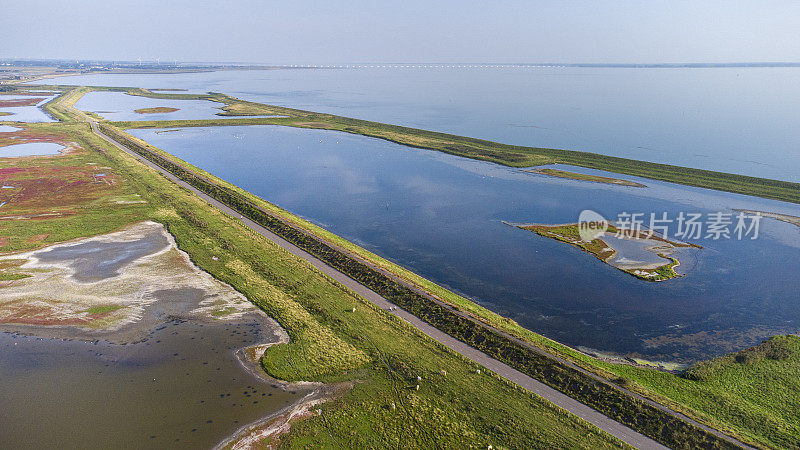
xmin=2 ymin=0 xmax=800 ymax=64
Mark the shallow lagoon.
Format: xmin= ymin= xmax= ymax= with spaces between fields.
xmin=131 ymin=125 xmax=800 ymax=361
xmin=74 ymin=91 xmax=229 ymax=121
xmin=0 ymin=320 xmax=302 ymax=449
xmin=0 ymin=142 xmax=64 ymax=157
xmin=0 ymin=222 xmax=306 ymax=448
xmin=0 ymin=94 xmax=57 ymax=123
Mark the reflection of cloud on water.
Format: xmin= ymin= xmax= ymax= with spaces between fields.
xmin=399 ymin=174 xmax=458 ymax=196
xmin=308 ymin=154 xmax=378 ymax=195
xmin=398 ymin=175 xmax=470 ymax=220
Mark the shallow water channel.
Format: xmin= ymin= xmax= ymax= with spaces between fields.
xmin=0 ymin=320 xmax=303 ymax=448
xmin=0 ymin=95 xmax=57 ymax=123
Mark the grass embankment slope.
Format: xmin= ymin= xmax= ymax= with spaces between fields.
xmin=0 ymin=132 xmax=625 ymax=446
xmin=594 ymin=336 xmax=800 ymax=449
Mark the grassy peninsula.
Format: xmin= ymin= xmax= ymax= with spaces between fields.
xmin=105 ymin=88 xmax=799 ymax=205
xmin=590 ymin=336 xmax=800 ymax=449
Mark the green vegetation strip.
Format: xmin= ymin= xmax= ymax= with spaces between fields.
xmin=99 ymin=122 xmax=739 ymax=449
xmin=134 ymin=107 xmax=179 ymax=114
xmin=526 ymin=168 xmax=647 ymax=187
xmin=594 ymin=336 xmax=800 ymax=449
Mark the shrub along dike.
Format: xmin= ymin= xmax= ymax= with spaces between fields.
xmin=99 ymin=123 xmax=740 ymax=449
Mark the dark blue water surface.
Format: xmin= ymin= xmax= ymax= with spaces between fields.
xmin=130 ymin=125 xmax=800 ymax=361
xmin=45 ymin=67 xmax=800 ymax=182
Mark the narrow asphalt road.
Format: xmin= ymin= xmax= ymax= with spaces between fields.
xmin=92 ymin=121 xmax=670 ymax=449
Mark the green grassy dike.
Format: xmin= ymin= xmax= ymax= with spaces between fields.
xmin=594 ymin=336 xmax=800 ymax=449
xmin=0 ymin=126 xmax=628 ymax=447
xmin=98 ymin=122 xmax=740 ymax=449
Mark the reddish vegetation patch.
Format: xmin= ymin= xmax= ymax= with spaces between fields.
xmin=0 ymin=98 xmax=45 ymax=107
xmin=24 ymin=234 xmax=50 ymax=244
xmin=0 ymin=303 xmax=86 ymax=326
xmin=0 ymin=92 xmax=53 ymax=96
xmin=0 ymin=164 xmax=120 ymax=216
xmin=0 ymin=127 xmax=74 ymax=150
xmin=0 ymin=301 xmax=121 ymax=327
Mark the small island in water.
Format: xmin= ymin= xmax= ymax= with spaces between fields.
xmin=134 ymin=106 xmax=179 ymax=114
xmin=510 ymin=221 xmax=700 ymax=281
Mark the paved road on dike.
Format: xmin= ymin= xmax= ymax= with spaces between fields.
xmin=92 ymin=121 xmax=674 ymax=449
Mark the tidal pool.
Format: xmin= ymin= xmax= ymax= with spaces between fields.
xmin=130 ymin=125 xmax=800 ymax=361
xmin=0 ymin=320 xmax=305 ymax=449
xmin=0 ymin=94 xmax=57 ymax=123
xmin=33 ymin=224 xmax=170 ymax=283
xmin=0 ymin=142 xmax=64 ymax=157
xmin=0 ymin=125 xmax=22 ymax=133
xmin=603 ymin=234 xmax=685 ymax=267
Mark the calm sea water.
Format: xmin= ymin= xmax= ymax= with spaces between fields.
xmin=130 ymin=125 xmax=800 ymax=361
xmin=44 ymin=67 xmax=800 ymax=182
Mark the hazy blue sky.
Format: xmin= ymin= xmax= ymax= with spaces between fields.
xmin=3 ymin=0 xmax=799 ymax=64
